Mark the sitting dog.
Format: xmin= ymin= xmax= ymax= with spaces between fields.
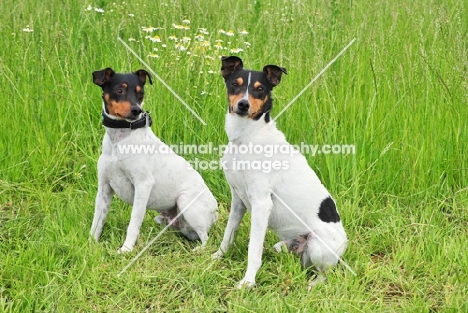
xmin=90 ymin=68 xmax=217 ymax=252
xmin=212 ymin=56 xmax=347 ymax=288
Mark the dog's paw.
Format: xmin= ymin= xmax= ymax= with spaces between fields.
xmin=89 ymin=230 xmax=101 ymax=242
xmin=154 ymin=215 xmax=166 ymax=225
xmin=236 ymin=278 xmax=255 ymax=289
xmin=88 ymin=235 xmax=98 ymax=243
xmin=307 ymin=274 xmax=327 ymax=291
xmin=211 ymin=250 xmax=224 ymax=260
xmin=273 ymin=241 xmax=287 ymax=253
xmin=117 ymin=246 xmax=133 ymax=254
xmin=192 ymin=245 xmax=205 ymax=252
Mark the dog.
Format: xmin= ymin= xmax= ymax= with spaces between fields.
xmin=211 ymin=56 xmax=347 ymax=288
xmin=90 ymin=68 xmax=218 ymax=252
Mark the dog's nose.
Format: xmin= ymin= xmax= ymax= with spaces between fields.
xmin=237 ymin=100 xmax=249 ymax=112
xmin=131 ymin=106 xmax=142 ymax=116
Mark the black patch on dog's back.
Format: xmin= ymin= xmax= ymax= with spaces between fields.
xmin=318 ymin=197 xmax=340 ymax=223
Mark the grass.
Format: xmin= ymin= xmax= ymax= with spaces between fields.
xmin=1 ymin=0 xmax=467 ymax=311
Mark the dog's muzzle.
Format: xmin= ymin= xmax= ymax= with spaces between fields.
xmin=235 ymin=99 xmax=249 ymax=116
xmin=125 ymin=105 xmax=141 ymax=119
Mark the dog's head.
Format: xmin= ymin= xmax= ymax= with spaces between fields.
xmin=221 ymin=56 xmax=287 ymax=122
xmin=92 ymin=68 xmax=153 ymax=120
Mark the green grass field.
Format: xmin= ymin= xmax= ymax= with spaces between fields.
xmin=1 ymin=0 xmax=467 ymax=311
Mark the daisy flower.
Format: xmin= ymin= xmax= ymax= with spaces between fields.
xmin=230 ymin=48 xmax=244 ymax=53
xmin=142 ymin=26 xmax=157 ymax=32
xmin=150 ymin=35 xmax=162 ymax=42
xmin=200 ymin=41 xmax=210 ymax=47
xmin=198 ymin=28 xmax=209 ymax=35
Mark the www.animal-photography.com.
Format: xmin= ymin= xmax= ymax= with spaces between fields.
xmin=1 ymin=0 xmax=467 ymax=312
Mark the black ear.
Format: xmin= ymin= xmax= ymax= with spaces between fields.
xmin=134 ymin=69 xmax=153 ymax=85
xmin=92 ymin=68 xmax=115 ymax=86
xmin=221 ymin=56 xmax=243 ymax=79
xmin=263 ymin=65 xmax=287 ymax=87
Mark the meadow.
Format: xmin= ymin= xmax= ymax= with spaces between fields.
xmin=1 ymin=0 xmax=467 ymax=311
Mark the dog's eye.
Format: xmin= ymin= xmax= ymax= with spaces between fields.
xmin=116 ymin=88 xmax=123 ymax=94
xmin=257 ymin=86 xmax=264 ymax=91
xmin=231 ymin=82 xmax=239 ymax=87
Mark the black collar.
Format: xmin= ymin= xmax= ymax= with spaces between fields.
xmin=102 ymin=111 xmax=152 ymax=129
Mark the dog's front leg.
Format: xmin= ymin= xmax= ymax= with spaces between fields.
xmin=90 ymin=179 xmax=114 ymax=241
xmin=238 ymin=194 xmax=273 ymax=288
xmin=212 ymin=189 xmax=246 ymax=259
xmin=119 ymin=180 xmax=153 ymax=253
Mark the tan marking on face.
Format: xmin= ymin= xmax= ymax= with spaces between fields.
xmin=122 ymin=83 xmax=128 ymax=89
xmin=228 ymin=94 xmax=244 ymax=114
xmin=248 ymin=95 xmax=268 ymax=118
xmin=253 ymin=81 xmax=262 ymax=88
xmin=104 ymin=93 xmax=132 ymax=118
xmin=236 ymin=77 xmax=244 ymax=86
xmin=136 ymin=86 xmax=141 ymax=93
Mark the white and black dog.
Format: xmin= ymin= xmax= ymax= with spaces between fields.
xmin=212 ymin=57 xmax=347 ymax=288
xmin=90 ymin=68 xmax=218 ymax=253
